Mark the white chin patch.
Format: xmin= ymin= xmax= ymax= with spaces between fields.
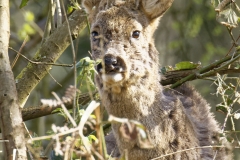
xmin=102 ymin=73 xmax=123 ymax=83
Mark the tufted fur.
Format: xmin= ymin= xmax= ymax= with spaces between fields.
xmin=82 ymin=0 xmax=232 ymax=159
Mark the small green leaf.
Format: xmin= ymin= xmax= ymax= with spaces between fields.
xmin=226 ymin=98 xmax=233 ymax=106
xmin=19 ymin=0 xmax=29 ymax=8
xmin=174 ymin=61 xmax=201 ymax=70
xmin=88 ymin=135 xmax=98 ymax=143
xmin=74 ymin=138 xmax=82 ymax=148
xmin=52 ymin=108 xmax=62 ymax=114
xmin=67 ymin=6 xmax=74 ymax=14
xmin=24 ymin=11 xmax=35 ymax=22
xmin=226 ymin=135 xmax=234 ymax=143
xmin=216 ymin=103 xmax=228 ymax=113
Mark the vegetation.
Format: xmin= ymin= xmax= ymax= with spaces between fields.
xmin=0 ymin=0 xmax=240 ymax=159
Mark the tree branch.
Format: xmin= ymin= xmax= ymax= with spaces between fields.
xmin=170 ymin=49 xmax=240 ymax=88
xmin=22 ymin=92 xmax=97 ymax=121
xmin=0 ymin=0 xmax=27 ymax=159
xmin=16 ymin=9 xmax=87 ymax=108
xmin=161 ymin=68 xmax=240 ymax=86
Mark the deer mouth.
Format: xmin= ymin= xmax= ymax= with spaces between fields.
xmin=96 ymin=54 xmax=127 ymax=83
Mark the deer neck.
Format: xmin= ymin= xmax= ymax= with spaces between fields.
xmin=100 ymin=72 xmax=162 ymax=120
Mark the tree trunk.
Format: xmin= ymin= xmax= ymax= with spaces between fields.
xmin=0 ymin=0 xmax=27 ymax=159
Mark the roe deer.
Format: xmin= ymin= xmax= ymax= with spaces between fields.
xmin=82 ymin=0 xmax=232 ymax=159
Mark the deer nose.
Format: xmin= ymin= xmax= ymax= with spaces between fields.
xmin=104 ymin=55 xmax=117 ymax=66
xmin=96 ymin=55 xmax=118 ymax=73
xmin=103 ymin=55 xmax=118 ymax=73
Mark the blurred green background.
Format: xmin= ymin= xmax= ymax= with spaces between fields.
xmin=4 ymin=0 xmax=240 ymax=159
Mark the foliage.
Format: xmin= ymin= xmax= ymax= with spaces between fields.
xmin=5 ymin=0 xmax=240 ymax=159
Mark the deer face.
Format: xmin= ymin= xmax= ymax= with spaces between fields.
xmin=91 ymin=6 xmax=153 ymax=90
xmin=82 ymin=0 xmax=174 ymax=93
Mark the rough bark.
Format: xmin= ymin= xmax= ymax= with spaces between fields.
xmin=0 ymin=0 xmax=27 ymax=159
xmin=16 ymin=9 xmax=87 ymax=108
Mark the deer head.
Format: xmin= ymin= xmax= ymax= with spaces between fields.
xmin=82 ymin=0 xmax=173 ymax=94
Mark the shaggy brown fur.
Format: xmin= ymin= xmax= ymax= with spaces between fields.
xmin=82 ymin=0 xmax=232 ymax=159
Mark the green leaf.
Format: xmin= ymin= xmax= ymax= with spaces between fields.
xmin=216 ymin=103 xmax=228 ymax=114
xmin=74 ymin=138 xmax=82 ymax=148
xmin=88 ymin=135 xmax=98 ymax=143
xmin=67 ymin=5 xmax=74 ymax=14
xmin=19 ymin=0 xmax=29 ymax=8
xmin=24 ymin=11 xmax=35 ymax=22
xmin=52 ymin=108 xmax=62 ymax=114
xmin=174 ymin=61 xmax=201 ymax=70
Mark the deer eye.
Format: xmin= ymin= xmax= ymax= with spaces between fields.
xmin=91 ymin=31 xmax=99 ymax=41
xmin=132 ymin=31 xmax=140 ymax=38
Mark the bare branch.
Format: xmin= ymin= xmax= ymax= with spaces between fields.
xmin=161 ymin=68 xmax=240 ymax=86
xmin=16 ymin=9 xmax=87 ymax=108
xmin=9 ymin=47 xmax=73 ymax=67
xmin=22 ymin=91 xmax=97 ymax=121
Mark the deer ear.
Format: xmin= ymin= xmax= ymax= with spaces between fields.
xmin=82 ymin=0 xmax=100 ymax=14
xmin=141 ymin=0 xmax=174 ymax=19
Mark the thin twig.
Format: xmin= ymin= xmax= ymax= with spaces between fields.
xmin=50 ymin=0 xmax=56 ymax=32
xmin=78 ymin=101 xmax=100 ymax=159
xmin=225 ymin=34 xmax=240 ymax=56
xmin=11 ymin=36 xmax=28 ymax=68
xmin=9 ymin=47 xmax=73 ymax=67
xmin=55 ymin=0 xmax=62 ymax=27
xmin=150 ymin=145 xmax=232 ymax=160
xmin=41 ymin=1 xmax=52 ymax=45
xmin=198 ymin=52 xmax=240 ymax=79
xmin=59 ymin=0 xmax=77 ymax=120
xmin=52 ymin=92 xmax=77 ymax=127
xmin=226 ymin=27 xmax=238 ymax=47
xmin=47 ymin=70 xmax=62 ymax=87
